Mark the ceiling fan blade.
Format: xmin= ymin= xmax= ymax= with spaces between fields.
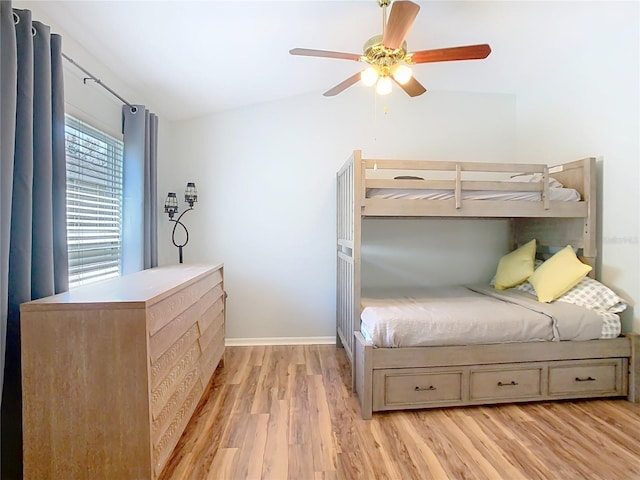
xmin=394 ymin=76 xmax=426 ymax=97
xmin=323 ymin=72 xmax=362 ymax=97
xmin=382 ymin=1 xmax=420 ymax=50
xmin=289 ymin=48 xmax=361 ymax=61
xmin=411 ymin=44 xmax=492 ymax=64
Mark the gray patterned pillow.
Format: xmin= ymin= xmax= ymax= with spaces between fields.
xmin=517 ymin=275 xmax=626 ymax=313
xmin=555 ymin=276 xmax=627 ymax=313
xmin=512 ymin=258 xmax=626 ymax=313
xmin=515 ymin=281 xmax=536 ymax=296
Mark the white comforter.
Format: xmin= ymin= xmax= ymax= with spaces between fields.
xmin=360 ymin=285 xmax=604 ymax=348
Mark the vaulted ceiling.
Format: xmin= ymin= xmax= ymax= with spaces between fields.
xmin=21 ymin=1 xmax=638 ymax=121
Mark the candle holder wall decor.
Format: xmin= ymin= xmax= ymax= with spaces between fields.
xmin=163 ymin=182 xmax=198 ymax=263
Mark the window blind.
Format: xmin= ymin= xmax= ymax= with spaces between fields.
xmin=65 ymin=115 xmax=124 ymax=288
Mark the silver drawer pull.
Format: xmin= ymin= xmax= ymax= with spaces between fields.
xmin=575 ymin=376 xmax=596 ymax=382
xmin=497 ymin=381 xmax=519 ymax=387
xmin=415 ymin=385 xmax=436 ymax=391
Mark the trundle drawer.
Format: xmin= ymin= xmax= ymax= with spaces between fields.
xmin=375 ymin=369 xmax=463 ymax=408
xmin=470 ymin=366 xmax=542 ymax=401
xmin=549 ymin=359 xmax=623 ymax=396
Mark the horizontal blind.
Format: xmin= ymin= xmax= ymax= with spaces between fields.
xmin=65 ymin=115 xmax=124 ymax=288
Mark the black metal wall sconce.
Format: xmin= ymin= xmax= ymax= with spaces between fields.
xmin=164 ymin=182 xmax=198 ymax=263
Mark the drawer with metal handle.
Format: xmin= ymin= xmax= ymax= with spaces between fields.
xmin=549 ymin=360 xmax=623 ymax=395
xmin=470 ymin=367 xmax=543 ymax=401
xmin=376 ymin=370 xmax=464 ymax=407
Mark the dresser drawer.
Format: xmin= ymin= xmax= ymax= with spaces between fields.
xmin=200 ymin=328 xmax=225 ymax=386
xmin=149 ymin=301 xmax=201 ymax=363
xmin=152 ymin=365 xmax=202 ymax=444
xmin=148 ymin=268 xmax=222 ymax=336
xmin=549 ymin=360 xmax=623 ymax=396
xmin=150 ymin=324 xmax=200 ymax=391
xmin=199 ymin=310 xmax=225 ymax=354
xmin=150 ymin=344 xmax=201 ymax=418
xmin=197 ymin=291 xmax=224 ymax=336
xmin=153 ymin=379 xmax=204 ymax=477
xmin=376 ymin=369 xmax=463 ymax=407
xmin=470 ymin=366 xmax=542 ymax=401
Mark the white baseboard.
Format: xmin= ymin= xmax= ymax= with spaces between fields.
xmin=225 ymin=336 xmax=336 ymax=347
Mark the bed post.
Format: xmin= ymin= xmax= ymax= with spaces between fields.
xmin=628 ymin=333 xmax=640 ymax=403
xmin=351 ymin=151 xmax=363 ymax=390
xmin=354 ymin=332 xmax=373 ymax=419
xmin=582 ymin=157 xmax=597 ymax=276
xmin=336 ymin=154 xmax=351 ymax=353
xmin=336 ymin=151 xmax=362 ymax=373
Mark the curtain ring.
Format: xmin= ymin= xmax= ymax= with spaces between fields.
xmin=13 ymin=12 xmax=19 ymax=24
xmin=130 ymin=106 xmax=138 ymax=113
xmin=32 ymin=26 xmax=36 ymax=36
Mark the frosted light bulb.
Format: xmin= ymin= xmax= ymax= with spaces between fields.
xmin=361 ymin=66 xmax=379 ymax=87
xmin=392 ymin=64 xmax=412 ymax=85
xmin=376 ymin=76 xmax=392 ymax=95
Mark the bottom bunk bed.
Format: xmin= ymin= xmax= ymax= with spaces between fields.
xmin=353 ymin=279 xmax=640 ymax=419
xmin=352 ymin=243 xmax=639 ymax=419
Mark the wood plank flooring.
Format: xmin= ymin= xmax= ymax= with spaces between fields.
xmin=159 ymin=345 xmax=640 ymax=480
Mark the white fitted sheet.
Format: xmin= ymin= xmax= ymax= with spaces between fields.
xmin=366 ymin=188 xmax=580 ymax=201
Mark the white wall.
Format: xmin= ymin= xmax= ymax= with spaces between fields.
xmin=159 ymin=89 xmax=517 ymax=340
xmin=161 ymin=1 xmax=639 ymax=339
xmin=361 ymin=218 xmax=510 ymax=289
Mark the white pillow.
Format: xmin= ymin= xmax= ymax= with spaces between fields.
xmin=511 ymin=173 xmax=564 ymax=189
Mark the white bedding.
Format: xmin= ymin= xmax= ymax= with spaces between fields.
xmin=360 ymin=286 xmax=618 ymax=348
xmin=366 ymin=188 xmax=580 ymax=201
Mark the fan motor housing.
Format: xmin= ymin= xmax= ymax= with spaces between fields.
xmin=362 ymin=34 xmax=410 ymax=71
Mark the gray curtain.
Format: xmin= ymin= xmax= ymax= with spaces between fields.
xmin=0 ymin=3 xmax=69 ymax=478
xmin=122 ymin=105 xmax=158 ymax=274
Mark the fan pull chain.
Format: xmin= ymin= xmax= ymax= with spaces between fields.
xmin=372 ymin=87 xmax=379 ymax=145
xmin=371 ymin=87 xmax=391 ymax=153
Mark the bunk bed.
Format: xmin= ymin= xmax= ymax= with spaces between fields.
xmin=336 ymin=150 xmax=639 ymax=419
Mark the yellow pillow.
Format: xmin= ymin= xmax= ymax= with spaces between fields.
xmin=528 ymin=245 xmax=592 ymax=302
xmin=494 ymin=239 xmax=536 ymax=290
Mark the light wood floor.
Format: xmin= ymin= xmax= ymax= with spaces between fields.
xmin=160 ymin=345 xmax=640 ymax=480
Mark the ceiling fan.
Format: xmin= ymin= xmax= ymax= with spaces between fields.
xmin=289 ymin=0 xmax=491 ymax=97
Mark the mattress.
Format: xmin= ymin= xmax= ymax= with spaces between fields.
xmin=366 ymin=187 xmax=580 ymax=201
xmin=360 ymin=285 xmax=619 ymax=348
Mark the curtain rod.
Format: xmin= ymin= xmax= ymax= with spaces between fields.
xmin=61 ymin=52 xmax=136 ymax=111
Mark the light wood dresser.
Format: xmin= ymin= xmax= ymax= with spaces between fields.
xmin=20 ymin=263 xmax=225 ymax=480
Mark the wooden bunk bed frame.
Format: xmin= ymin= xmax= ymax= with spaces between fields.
xmin=336 ymin=150 xmax=639 ymax=419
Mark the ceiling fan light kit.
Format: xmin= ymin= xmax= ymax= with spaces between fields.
xmin=290 ymin=0 xmax=491 ymax=98
xmin=360 ymin=34 xmax=414 ymax=94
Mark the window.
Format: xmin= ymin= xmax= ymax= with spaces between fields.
xmin=65 ymin=115 xmax=123 ymax=288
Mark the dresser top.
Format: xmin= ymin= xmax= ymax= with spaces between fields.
xmin=21 ymin=263 xmax=223 ymax=311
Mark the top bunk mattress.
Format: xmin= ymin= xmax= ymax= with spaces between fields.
xmin=360 ymin=285 xmax=620 ymax=348
xmin=366 ymin=187 xmax=580 ymax=202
